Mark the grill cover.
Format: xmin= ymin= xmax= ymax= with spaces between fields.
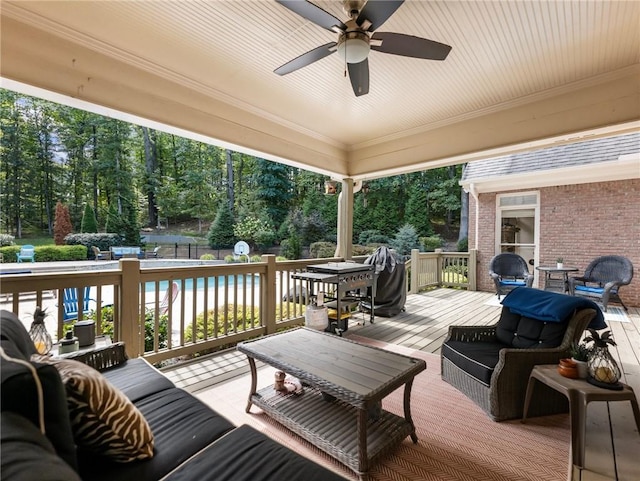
xmin=360 ymin=247 xmax=406 ymax=317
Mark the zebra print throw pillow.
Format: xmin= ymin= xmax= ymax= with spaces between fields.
xmin=32 ymin=355 xmax=154 ymax=462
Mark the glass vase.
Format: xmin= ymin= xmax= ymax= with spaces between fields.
xmin=587 ymin=346 xmax=621 ymax=384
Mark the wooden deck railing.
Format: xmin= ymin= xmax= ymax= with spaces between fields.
xmin=0 ymin=251 xmax=476 ymax=363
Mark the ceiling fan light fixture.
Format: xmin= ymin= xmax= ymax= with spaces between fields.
xmin=337 ymin=31 xmax=370 ymax=64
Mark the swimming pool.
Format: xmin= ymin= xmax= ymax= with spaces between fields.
xmin=144 ymin=274 xmax=259 ymax=294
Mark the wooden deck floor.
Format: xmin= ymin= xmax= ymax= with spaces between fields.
xmin=162 ymin=288 xmax=640 ymax=481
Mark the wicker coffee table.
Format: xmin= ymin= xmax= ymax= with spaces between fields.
xmin=237 ymin=328 xmax=426 ymax=479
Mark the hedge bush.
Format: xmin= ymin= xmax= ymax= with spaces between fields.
xmin=184 ymin=302 xmax=306 ymax=342
xmin=65 ymin=233 xmax=123 ymax=258
xmin=420 ymin=235 xmax=444 ymax=252
xmin=309 ymin=241 xmax=336 ymax=258
xmin=0 ymin=244 xmax=87 ymax=262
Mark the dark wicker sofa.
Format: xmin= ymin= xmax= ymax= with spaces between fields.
xmin=0 ymin=310 xmax=346 ymax=481
xmin=441 ymin=288 xmax=603 ymax=421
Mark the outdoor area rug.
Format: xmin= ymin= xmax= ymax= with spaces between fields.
xmin=196 ymin=336 xmax=571 ymax=481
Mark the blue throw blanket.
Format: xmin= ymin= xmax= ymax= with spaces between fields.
xmin=501 ymin=287 xmax=606 ymax=330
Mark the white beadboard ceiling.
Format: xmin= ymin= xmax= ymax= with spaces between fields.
xmin=1 ymin=0 xmax=639 ymax=179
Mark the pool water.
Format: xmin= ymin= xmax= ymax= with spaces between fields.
xmin=144 ymin=274 xmax=259 ymax=293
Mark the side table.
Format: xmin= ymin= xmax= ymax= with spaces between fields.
xmin=522 ymin=364 xmax=640 ymax=468
xmin=50 ymin=335 xmax=112 ymax=358
xmin=535 ymin=266 xmax=578 ymax=293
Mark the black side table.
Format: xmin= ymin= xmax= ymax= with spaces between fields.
xmin=536 ymin=266 xmax=578 ymax=293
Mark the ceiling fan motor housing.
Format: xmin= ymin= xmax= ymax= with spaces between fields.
xmin=337 ymin=29 xmax=370 ymax=63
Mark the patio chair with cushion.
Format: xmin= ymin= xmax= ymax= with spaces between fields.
xmin=489 ymin=253 xmax=534 ymax=299
xmin=569 ymin=255 xmax=634 ymax=312
xmin=16 ymin=245 xmax=35 ymax=263
xmin=90 ymin=246 xmax=111 ymax=261
xmin=441 ymin=287 xmax=604 ymax=421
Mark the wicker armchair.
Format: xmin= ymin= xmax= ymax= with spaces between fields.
xmin=441 ymin=304 xmax=596 ymax=421
xmin=569 ymin=255 xmax=634 ymax=312
xmin=489 ymin=253 xmax=534 ymax=299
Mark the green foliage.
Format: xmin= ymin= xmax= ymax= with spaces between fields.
xmin=80 ymin=203 xmax=98 ymax=233
xmin=390 ymin=224 xmax=421 ymax=255
xmin=569 ymin=341 xmax=590 ymax=361
xmin=207 ymin=202 xmax=235 ymax=248
xmin=53 ymin=202 xmax=72 ymax=245
xmin=353 ymin=244 xmax=377 ymax=256
xmin=64 ymin=233 xmax=122 ymax=254
xmin=280 ymin=233 xmax=302 ymax=260
xmin=253 ymin=159 xmax=293 ymax=228
xmin=358 ymin=230 xmax=389 ymax=245
xmin=200 ymin=253 xmax=216 ymax=260
xmin=457 ymin=237 xmax=468 ymax=252
xmin=93 ymin=305 xmax=169 ymax=352
xmin=405 ymin=183 xmax=433 ymax=236
xmin=0 ymin=234 xmax=15 ymax=247
xmin=309 ymin=241 xmax=336 ymax=258
xmin=233 ymin=215 xmax=274 ymax=249
xmin=0 ymin=244 xmax=87 ymax=262
xmin=224 ymin=254 xmax=239 ymax=263
xmin=184 ymin=302 xmax=305 ymax=342
xmin=420 ymin=235 xmax=444 ymax=251
xmin=250 ymin=255 xmax=262 ymax=262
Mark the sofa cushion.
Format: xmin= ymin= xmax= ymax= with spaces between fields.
xmin=1 ymin=412 xmax=82 ymax=481
xmin=495 ymin=307 xmax=568 ymax=348
xmin=162 ymin=424 xmax=347 ymax=481
xmin=441 ymin=340 xmax=505 ymax=386
xmin=77 ymin=387 xmax=235 ymax=481
xmin=101 ymin=358 xmax=175 ymax=403
xmin=1 ymin=341 xmax=78 ymax=470
xmin=0 ymin=310 xmax=37 ymax=359
xmin=33 ymin=355 xmax=154 ymax=463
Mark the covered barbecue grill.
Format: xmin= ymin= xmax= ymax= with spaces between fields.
xmin=360 ymin=247 xmax=406 ymax=317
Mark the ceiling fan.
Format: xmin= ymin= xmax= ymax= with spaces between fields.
xmin=274 ymin=0 xmax=452 ymax=96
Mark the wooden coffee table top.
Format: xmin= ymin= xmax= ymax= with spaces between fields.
xmin=238 ymin=327 xmax=426 ymax=404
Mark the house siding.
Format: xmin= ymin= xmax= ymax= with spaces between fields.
xmin=470 ymin=178 xmax=639 ymax=308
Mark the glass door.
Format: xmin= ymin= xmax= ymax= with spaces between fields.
xmin=496 ymin=192 xmax=539 ymax=283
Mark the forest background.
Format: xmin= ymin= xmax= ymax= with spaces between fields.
xmin=0 ymin=90 xmax=467 ymax=259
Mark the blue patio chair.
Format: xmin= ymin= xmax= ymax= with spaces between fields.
xmin=62 ymin=287 xmax=94 ymax=322
xmin=16 ymin=245 xmax=35 ymax=263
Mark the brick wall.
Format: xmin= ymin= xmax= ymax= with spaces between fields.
xmin=469 ymin=178 xmax=639 ymax=307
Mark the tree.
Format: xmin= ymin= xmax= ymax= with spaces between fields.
xmin=207 ymin=201 xmax=235 ymax=250
xmin=390 ymin=224 xmax=421 ymax=256
xmin=53 ymin=201 xmax=72 ymax=245
xmin=80 ymin=203 xmax=98 ymax=233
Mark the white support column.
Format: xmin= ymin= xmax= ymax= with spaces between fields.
xmin=336 ymin=178 xmax=354 ymax=260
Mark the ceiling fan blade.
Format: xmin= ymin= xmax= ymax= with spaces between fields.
xmin=348 ymin=59 xmax=369 ymax=97
xmin=274 ymin=42 xmax=337 ymax=75
xmin=371 ymin=32 xmax=452 ymax=60
xmin=357 ymin=0 xmax=404 ymax=31
xmin=276 ymin=0 xmax=345 ymax=32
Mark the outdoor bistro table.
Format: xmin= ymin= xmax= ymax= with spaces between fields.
xmin=536 ymin=265 xmax=579 ymax=293
xmin=237 ymin=328 xmax=426 ymax=479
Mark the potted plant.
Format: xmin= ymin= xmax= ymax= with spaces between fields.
xmin=569 ymin=341 xmax=590 ymax=378
xmin=583 ymin=329 xmax=621 ymax=385
xmin=556 ymin=257 xmax=564 ymax=269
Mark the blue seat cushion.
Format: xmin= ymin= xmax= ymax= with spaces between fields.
xmin=499 ymin=280 xmax=526 ymax=287
xmin=574 ymin=285 xmax=604 ymax=294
